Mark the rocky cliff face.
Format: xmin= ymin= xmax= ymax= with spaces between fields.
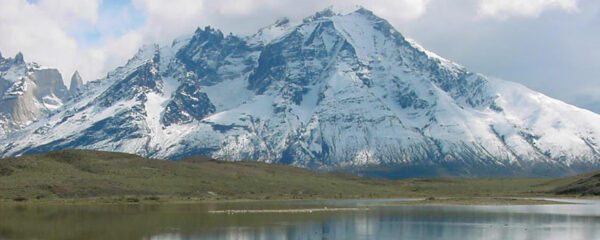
xmin=1 ymin=8 xmax=600 ymax=177
xmin=0 ymin=52 xmax=70 ymax=134
xmin=69 ymin=71 xmax=84 ymax=95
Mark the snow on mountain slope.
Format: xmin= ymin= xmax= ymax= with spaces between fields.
xmin=248 ymin=17 xmax=294 ymax=46
xmin=1 ymin=8 xmax=600 ymax=177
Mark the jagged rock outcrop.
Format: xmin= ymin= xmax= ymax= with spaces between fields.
xmin=69 ymin=71 xmax=84 ymax=95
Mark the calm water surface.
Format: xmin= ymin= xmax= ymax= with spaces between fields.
xmin=1 ymin=199 xmax=599 ymax=240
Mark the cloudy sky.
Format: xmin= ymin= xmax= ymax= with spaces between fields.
xmin=0 ymin=0 xmax=598 ymax=113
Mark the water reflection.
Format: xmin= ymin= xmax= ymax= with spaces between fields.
xmin=1 ymin=200 xmax=599 ymax=240
xmin=184 ymin=205 xmax=600 ymax=240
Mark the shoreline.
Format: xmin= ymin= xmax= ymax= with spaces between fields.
xmin=0 ymin=195 xmax=592 ymax=207
xmin=387 ymin=197 xmax=569 ymax=206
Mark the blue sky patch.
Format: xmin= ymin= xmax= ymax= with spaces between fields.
xmin=71 ymin=0 xmax=146 ymax=47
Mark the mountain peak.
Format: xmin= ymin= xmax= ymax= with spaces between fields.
xmin=303 ymin=7 xmax=338 ymax=23
xmin=353 ymin=6 xmax=376 ymax=16
xmin=274 ymin=17 xmax=290 ymax=27
xmin=124 ymin=44 xmax=160 ymax=68
xmin=187 ymin=26 xmax=226 ymax=48
xmin=195 ymin=26 xmax=223 ymax=37
xmin=14 ymin=52 xmax=24 ymax=64
xmin=249 ymin=17 xmax=293 ymax=45
xmin=70 ymin=70 xmax=84 ymax=92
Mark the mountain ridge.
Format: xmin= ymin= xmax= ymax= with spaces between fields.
xmin=1 ymin=7 xmax=600 ymax=178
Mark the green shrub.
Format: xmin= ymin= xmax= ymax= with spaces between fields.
xmin=13 ymin=197 xmax=27 ymax=202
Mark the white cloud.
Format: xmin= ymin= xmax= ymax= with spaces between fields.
xmin=207 ymin=0 xmax=431 ymax=20
xmin=0 ymin=0 xmax=79 ymax=77
xmin=38 ymin=0 xmax=100 ymax=25
xmin=214 ymin=0 xmax=264 ymax=16
xmin=355 ymin=0 xmax=431 ymax=20
xmin=478 ymin=0 xmax=579 ymax=18
xmin=131 ymin=0 xmax=431 ymax=43
xmin=132 ymin=0 xmax=206 ymax=44
xmin=81 ymin=32 xmax=144 ymax=81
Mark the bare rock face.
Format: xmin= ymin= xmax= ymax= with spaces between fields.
xmin=31 ymin=69 xmax=70 ymax=101
xmin=69 ymin=71 xmax=84 ymax=95
xmin=0 ymin=53 xmax=69 ymax=134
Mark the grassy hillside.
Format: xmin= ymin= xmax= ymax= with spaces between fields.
xmin=0 ymin=150 xmax=596 ymax=203
xmin=0 ymin=150 xmax=402 ymax=201
xmin=552 ymin=171 xmax=600 ymax=196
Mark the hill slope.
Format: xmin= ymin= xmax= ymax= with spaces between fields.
xmin=553 ymin=172 xmax=600 ymax=196
xmin=1 ymin=150 xmax=598 ymax=202
xmin=0 ymin=150 xmax=401 ymax=200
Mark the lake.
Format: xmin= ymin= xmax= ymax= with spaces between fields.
xmin=1 ymin=199 xmax=599 ymax=240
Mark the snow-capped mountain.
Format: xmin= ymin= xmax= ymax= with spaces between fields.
xmin=0 ymin=52 xmax=73 ymax=134
xmin=1 ymin=8 xmax=600 ymax=177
